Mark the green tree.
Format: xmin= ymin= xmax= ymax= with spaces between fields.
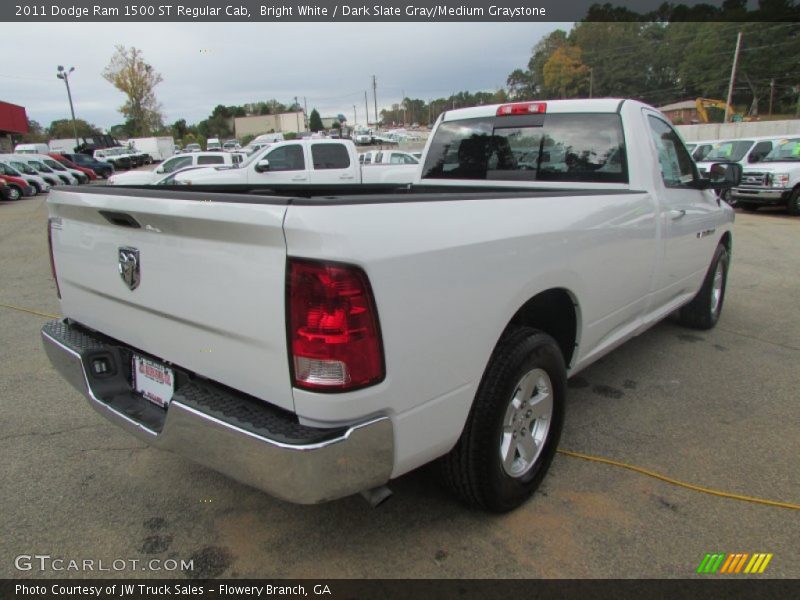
xmin=308 ymin=109 xmax=323 ymax=132
xmin=47 ymin=118 xmax=101 ymax=139
xmin=102 ymin=45 xmax=164 ymax=136
xmin=20 ymin=119 xmax=47 ymax=143
xmin=171 ymin=119 xmax=188 ymax=140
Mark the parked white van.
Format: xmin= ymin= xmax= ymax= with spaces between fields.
xmin=13 ymin=143 xmax=50 ymax=154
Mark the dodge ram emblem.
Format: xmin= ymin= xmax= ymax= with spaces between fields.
xmin=118 ymin=247 xmax=141 ymax=291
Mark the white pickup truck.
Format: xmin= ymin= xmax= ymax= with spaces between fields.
xmin=730 ymin=137 xmax=800 ymax=215
xmin=41 ymin=99 xmax=740 ymax=511
xmin=167 ymin=138 xmax=419 ymax=187
xmin=108 ymin=152 xmax=246 ymax=186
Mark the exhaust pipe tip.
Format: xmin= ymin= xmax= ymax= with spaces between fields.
xmin=360 ymin=485 xmax=393 ymax=508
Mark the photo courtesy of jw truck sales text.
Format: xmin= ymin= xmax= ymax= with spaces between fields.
xmin=1 ymin=0 xmax=799 ymax=589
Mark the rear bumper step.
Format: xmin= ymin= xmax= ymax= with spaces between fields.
xmin=41 ymin=319 xmax=394 ymax=504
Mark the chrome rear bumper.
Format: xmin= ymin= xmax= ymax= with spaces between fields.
xmin=41 ymin=320 xmax=393 ymax=504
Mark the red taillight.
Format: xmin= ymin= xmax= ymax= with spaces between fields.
xmin=47 ymin=218 xmax=61 ymax=299
xmin=288 ymin=258 xmax=384 ymax=391
xmin=496 ymin=102 xmax=547 ymax=116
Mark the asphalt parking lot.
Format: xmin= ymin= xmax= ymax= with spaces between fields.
xmin=0 ymin=194 xmax=798 ymax=579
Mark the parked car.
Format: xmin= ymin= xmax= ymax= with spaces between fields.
xmin=48 ymin=153 xmax=98 ymax=181
xmin=695 ymin=137 xmax=782 ymax=207
xmin=62 ymin=153 xmax=114 ymax=179
xmin=731 ymin=136 xmax=800 ymax=215
xmin=364 ymin=150 xmax=420 ymax=165
xmin=0 ymin=177 xmax=12 ymax=201
xmin=108 ymin=152 xmax=247 ymax=185
xmin=686 ymin=140 xmax=714 ymax=162
xmin=13 ymin=157 xmax=75 ymax=185
xmin=19 ymin=154 xmax=88 ymax=184
xmin=184 ymin=143 xmax=202 ymax=153
xmin=13 ymin=143 xmax=50 ymax=154
xmin=0 ymin=172 xmax=35 ymax=199
xmin=42 ymin=99 xmax=741 ymax=510
xmin=0 ymin=160 xmax=50 ymax=194
xmin=93 ymin=148 xmax=133 ymax=171
xmin=223 ymin=140 xmax=241 ymax=152
xmin=207 ymin=138 xmax=222 ymax=151
xmin=170 ymin=139 xmax=418 ymax=186
xmin=1 ymin=155 xmax=61 ymax=188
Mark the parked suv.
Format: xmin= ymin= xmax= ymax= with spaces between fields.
xmin=63 ymin=153 xmax=114 ymax=179
xmin=732 ymin=137 xmax=800 ymax=215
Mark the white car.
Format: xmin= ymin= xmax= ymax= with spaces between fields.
xmin=14 ymin=154 xmax=81 ymax=184
xmin=0 ymin=159 xmax=50 ymax=194
xmin=108 ymin=152 xmax=246 ymax=185
xmin=0 ymin=154 xmax=59 ymax=188
xmin=11 ymin=156 xmax=72 ymax=185
xmin=361 ymin=150 xmax=419 ymax=165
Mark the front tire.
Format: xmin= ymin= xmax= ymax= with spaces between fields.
xmin=6 ymin=185 xmax=22 ymax=201
xmin=677 ymin=243 xmax=729 ymax=330
xmin=787 ymin=188 xmax=800 ymax=216
xmin=440 ymin=328 xmax=566 ymax=512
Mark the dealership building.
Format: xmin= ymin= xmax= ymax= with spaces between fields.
xmin=234 ymin=111 xmax=306 ymax=138
xmin=0 ymin=101 xmax=29 ymax=152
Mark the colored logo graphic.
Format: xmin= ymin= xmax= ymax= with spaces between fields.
xmin=697 ymin=553 xmax=773 ymax=574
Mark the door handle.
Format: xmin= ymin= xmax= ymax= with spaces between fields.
xmin=670 ymin=209 xmax=686 ymax=220
xmin=292 ymin=176 xmax=307 ymax=181
xmin=339 ymin=175 xmax=355 ymax=180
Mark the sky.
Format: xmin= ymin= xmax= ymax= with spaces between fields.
xmin=0 ymin=22 xmax=568 ymax=131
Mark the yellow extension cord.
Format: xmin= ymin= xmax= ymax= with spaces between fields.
xmin=2 ymin=301 xmax=798 ymax=512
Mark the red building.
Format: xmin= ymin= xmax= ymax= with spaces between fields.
xmin=0 ymin=101 xmax=29 ymax=151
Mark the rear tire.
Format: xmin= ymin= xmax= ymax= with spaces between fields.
xmin=787 ymin=188 xmax=800 ymax=216
xmin=440 ymin=327 xmax=566 ymax=512
xmin=677 ymin=244 xmax=729 ymax=330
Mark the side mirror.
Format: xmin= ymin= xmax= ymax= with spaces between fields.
xmin=155 ymin=166 xmax=165 ymax=174
xmin=255 ymin=159 xmax=270 ymax=173
xmin=696 ymin=161 xmax=742 ymax=190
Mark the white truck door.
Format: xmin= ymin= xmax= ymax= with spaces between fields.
xmin=307 ymin=142 xmax=356 ymax=184
xmin=645 ymin=113 xmax=720 ymax=304
xmin=252 ymin=143 xmax=308 ymax=184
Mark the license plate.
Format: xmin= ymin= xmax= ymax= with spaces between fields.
xmin=132 ymin=354 xmax=174 ymax=408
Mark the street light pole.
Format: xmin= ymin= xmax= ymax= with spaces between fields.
xmin=57 ymin=65 xmax=79 ymax=152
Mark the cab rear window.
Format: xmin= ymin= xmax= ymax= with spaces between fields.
xmin=421 ymin=113 xmax=627 ymax=183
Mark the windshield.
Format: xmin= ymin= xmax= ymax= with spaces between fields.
xmin=44 ymin=159 xmax=67 ymax=171
xmin=702 ymin=140 xmax=754 ymax=162
xmin=0 ymin=162 xmax=22 ymax=176
xmin=10 ymin=161 xmax=37 ymax=175
xmin=762 ymin=138 xmax=800 ymax=162
xmin=29 ymin=161 xmax=53 ymax=173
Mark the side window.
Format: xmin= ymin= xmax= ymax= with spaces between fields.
xmin=647 ymin=116 xmax=695 ymax=187
xmin=162 ymin=157 xmax=192 ymax=173
xmin=197 ymin=155 xmax=224 ymax=165
xmin=311 ymin=144 xmax=350 ymax=169
xmin=389 ymin=153 xmax=405 ymax=164
xmin=403 ymin=154 xmax=418 ymax=164
xmin=264 ymin=144 xmax=305 ymax=171
xmin=373 ymin=152 xmax=383 ymax=164
xmin=231 ymin=154 xmax=243 ymax=165
xmin=748 ymin=141 xmax=772 ymax=163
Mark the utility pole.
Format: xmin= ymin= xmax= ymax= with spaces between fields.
xmin=724 ymin=32 xmax=743 ymax=123
xmin=56 ymin=65 xmax=79 ymax=152
xmin=364 ymin=91 xmax=369 ymax=127
xmin=372 ymin=75 xmax=378 ymax=126
xmin=294 ymin=96 xmax=300 ymax=132
xmin=768 ymin=79 xmax=775 ymax=117
xmin=303 ymin=96 xmax=308 ymax=129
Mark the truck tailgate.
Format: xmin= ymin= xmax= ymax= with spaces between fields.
xmin=48 ymin=188 xmax=295 ymax=411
